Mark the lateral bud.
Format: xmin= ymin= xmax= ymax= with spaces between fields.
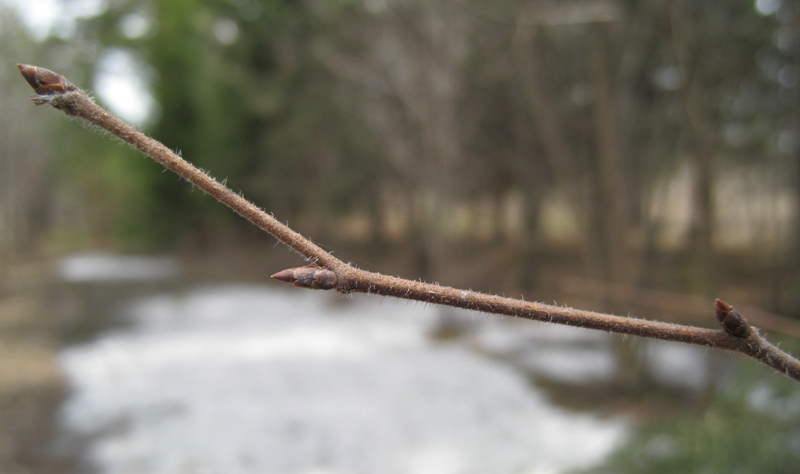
xmin=715 ymin=299 xmax=751 ymax=338
xmin=271 ymin=266 xmax=337 ymax=290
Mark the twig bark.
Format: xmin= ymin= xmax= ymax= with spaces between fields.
xmin=558 ymin=276 xmax=800 ymax=338
xmin=18 ymin=64 xmax=800 ymax=383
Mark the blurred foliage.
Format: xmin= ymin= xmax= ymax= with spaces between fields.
xmin=574 ymin=355 xmax=800 ymax=474
xmin=4 ymin=2 xmax=800 ymax=469
xmin=0 ymin=5 xmax=84 ymax=256
xmin=4 ymin=0 xmax=800 ymax=303
xmin=62 ymin=0 xmax=380 ymax=248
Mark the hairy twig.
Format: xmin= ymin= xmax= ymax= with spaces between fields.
xmin=18 ymin=64 xmax=800 ymax=383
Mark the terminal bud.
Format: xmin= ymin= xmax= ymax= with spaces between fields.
xmin=18 ymin=64 xmax=78 ymax=96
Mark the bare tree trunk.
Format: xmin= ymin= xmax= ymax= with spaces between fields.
xmin=587 ymin=21 xmax=652 ymax=391
xmin=670 ymin=0 xmax=717 ymax=295
xmin=588 ymin=23 xmax=631 ymax=283
xmin=512 ymin=15 xmax=601 ymax=279
xmin=512 ymin=26 xmax=578 ymax=187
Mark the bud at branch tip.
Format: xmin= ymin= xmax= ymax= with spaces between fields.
xmin=18 ymin=63 xmax=78 ymax=95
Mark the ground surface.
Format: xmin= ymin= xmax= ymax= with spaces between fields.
xmin=0 ymin=260 xmax=73 ymax=474
xmin=0 ymin=242 xmax=795 ymax=473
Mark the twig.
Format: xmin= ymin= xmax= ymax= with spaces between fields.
xmin=18 ymin=64 xmax=800 ymax=383
xmin=558 ymin=275 xmax=800 ymax=338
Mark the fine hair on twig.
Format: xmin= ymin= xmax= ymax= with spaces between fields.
xmin=17 ymin=63 xmax=800 ymax=383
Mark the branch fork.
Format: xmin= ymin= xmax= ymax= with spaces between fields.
xmin=18 ymin=63 xmax=800 ymax=383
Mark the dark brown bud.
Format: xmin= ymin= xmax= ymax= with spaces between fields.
xmin=18 ymin=64 xmax=77 ymax=95
xmin=271 ymin=266 xmax=337 ymax=290
xmin=715 ymin=299 xmax=750 ymax=338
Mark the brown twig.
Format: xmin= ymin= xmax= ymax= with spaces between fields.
xmin=558 ymin=276 xmax=800 ymax=338
xmin=18 ymin=64 xmax=800 ymax=383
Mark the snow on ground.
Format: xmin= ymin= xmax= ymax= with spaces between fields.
xmin=58 ymin=252 xmax=179 ymax=282
xmin=467 ymin=318 xmax=617 ymax=384
xmin=58 ymin=285 xmax=627 ymax=474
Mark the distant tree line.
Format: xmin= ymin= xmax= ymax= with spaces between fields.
xmin=2 ymin=0 xmax=798 ymax=311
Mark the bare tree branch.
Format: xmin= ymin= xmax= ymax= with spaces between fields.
xmin=18 ymin=63 xmax=800 ymax=383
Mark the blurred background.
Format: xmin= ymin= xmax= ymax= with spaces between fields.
xmin=1 ymin=0 xmax=800 ymax=472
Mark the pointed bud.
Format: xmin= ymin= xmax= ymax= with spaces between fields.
xmin=271 ymin=266 xmax=337 ymax=290
xmin=715 ymin=299 xmax=750 ymax=337
xmin=18 ymin=64 xmax=77 ymax=95
xmin=271 ymin=269 xmax=297 ymax=284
